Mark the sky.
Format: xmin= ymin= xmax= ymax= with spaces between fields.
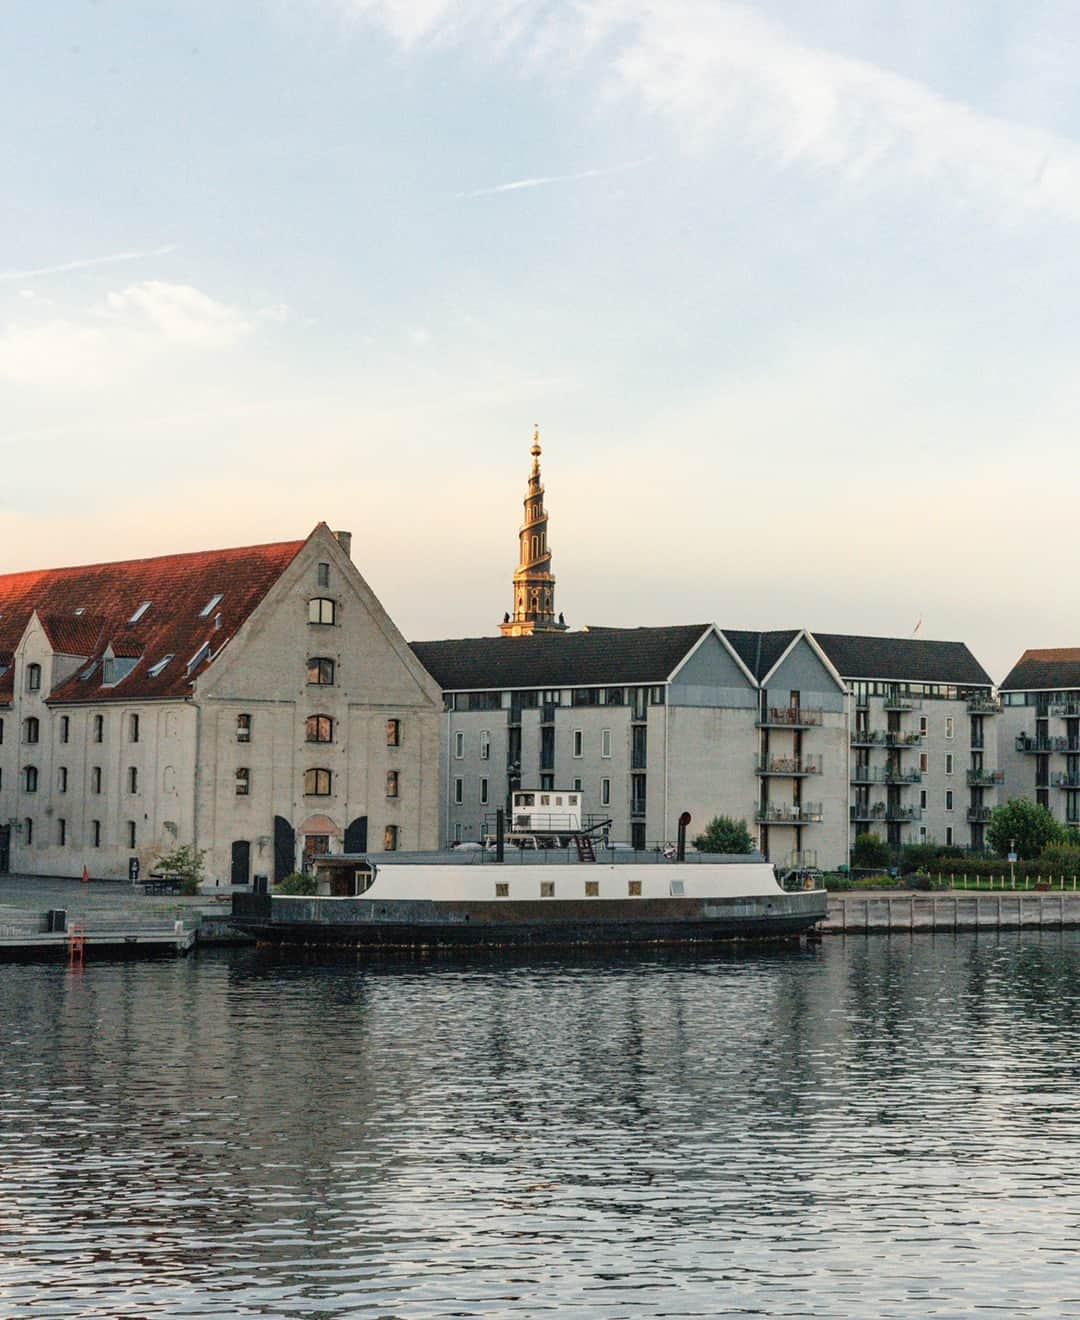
xmin=4 ymin=1 xmax=1080 ymax=682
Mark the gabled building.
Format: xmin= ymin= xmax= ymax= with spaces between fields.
xmin=0 ymin=525 xmax=442 ymax=882
xmin=998 ymin=648 xmax=1080 ymax=826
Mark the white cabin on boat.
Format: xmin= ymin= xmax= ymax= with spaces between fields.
xmin=511 ymin=789 xmax=582 ymax=834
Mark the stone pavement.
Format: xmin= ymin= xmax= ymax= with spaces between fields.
xmin=0 ymin=873 xmax=231 ymax=920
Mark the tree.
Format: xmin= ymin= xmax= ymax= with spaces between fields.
xmin=692 ymin=815 xmax=754 ymax=854
xmin=852 ymin=832 xmax=891 ymax=869
xmin=986 ymin=799 xmax=1062 ymax=860
xmin=153 ymin=843 xmax=206 ymax=896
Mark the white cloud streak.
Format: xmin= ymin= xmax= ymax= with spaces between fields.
xmin=0 ymin=245 xmax=178 ymax=283
xmin=458 ymin=159 xmax=647 ymax=198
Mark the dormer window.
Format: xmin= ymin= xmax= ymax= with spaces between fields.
xmin=199 ymin=593 xmax=224 ymax=617
xmin=128 ymin=601 xmax=152 ymax=624
xmin=26 ymin=663 xmax=41 ymax=692
xmin=102 ymin=655 xmax=139 ymax=686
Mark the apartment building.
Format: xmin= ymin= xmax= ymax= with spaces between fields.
xmin=0 ymin=525 xmax=442 ymax=882
xmin=998 ymin=649 xmax=1080 ymax=827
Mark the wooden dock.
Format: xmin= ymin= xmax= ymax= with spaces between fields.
xmin=823 ymin=891 xmax=1080 ymax=934
xmin=0 ymin=908 xmax=196 ymax=959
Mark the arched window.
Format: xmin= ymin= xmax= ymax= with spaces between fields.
xmin=307 ymin=657 xmax=335 ymax=685
xmin=303 ymin=767 xmax=332 ymax=796
xmin=26 ymin=663 xmax=41 ymax=692
xmin=308 ymin=598 xmax=336 ymax=625
xmin=23 ymin=765 xmax=38 ymax=793
xmin=305 ymin=715 xmax=334 ymax=743
xmin=22 ymin=717 xmax=39 ymax=744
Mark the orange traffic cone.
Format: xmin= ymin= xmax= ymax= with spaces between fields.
xmin=81 ymin=864 xmax=90 ymax=884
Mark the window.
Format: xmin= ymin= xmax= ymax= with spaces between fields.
xmin=386 ymin=770 xmax=399 ymax=798
xmin=128 ymin=600 xmax=151 ymax=624
xmin=479 ymin=730 xmax=490 ymax=761
xmin=495 ymin=882 xmax=509 ymax=898
xmin=127 ymin=821 xmax=136 ymax=848
xmin=540 ymin=773 xmax=554 ymax=791
xmin=920 ymin=790 xmax=927 ymax=809
xmin=186 ymin=643 xmax=211 ymax=676
xmin=24 ymin=818 xmax=32 ymax=846
xmin=23 ymin=717 xmax=39 ymax=744
xmin=304 ymin=768 xmax=332 ymax=796
xmin=148 ymin=654 xmax=174 ymax=677
xmin=946 ymin=790 xmax=954 ymax=810
xmin=919 ymin=752 xmax=929 ymax=773
xmin=59 ymin=716 xmax=69 ymax=744
xmin=26 ymin=663 xmax=41 ymax=692
xmin=199 ymin=593 xmax=224 ymax=617
xmin=945 ymin=716 xmax=955 ymax=739
xmin=57 ymin=818 xmax=66 ymax=846
xmin=128 ymin=766 xmax=139 ymax=794
xmin=919 ymin=826 xmax=927 ymax=843
xmin=945 ymin=753 xmax=954 ymax=775
xmin=453 ymin=823 xmax=463 ymax=843
xmin=305 ymin=714 xmax=334 ymax=743
xmin=307 ymin=657 xmax=335 ymax=685
xmin=308 ymin=597 xmax=336 ymax=625
xmin=480 ymin=777 xmax=488 ymax=804
xmin=0 ymin=717 xmax=3 ymax=743
xmin=58 ymin=766 xmax=67 ymax=793
xmin=601 ymin=777 xmax=611 ymax=806
xmin=317 ymin=562 xmax=330 ymax=587
xmin=573 ymin=778 xmax=582 ymax=792
xmin=129 ymin=713 xmax=140 ymax=743
xmin=454 ymin=731 xmax=465 ymax=759
xmin=454 ymin=777 xmax=464 ymax=804
xmin=91 ymin=766 xmax=102 ymax=794
xmin=585 ymin=880 xmax=599 ymax=897
xmin=91 ymin=820 xmax=101 ymax=848
xmin=919 ymin=715 xmax=928 ymax=736
xmin=384 ymin=824 xmax=398 ymax=851
xmin=235 ymin=767 xmax=250 ymax=796
xmin=237 ymin=713 xmax=251 ymax=743
xmin=93 ymin=714 xmax=104 ymax=742
xmin=573 ymin=729 xmax=583 ymax=758
xmin=23 ymin=765 xmax=38 ymax=793
xmin=945 ymin=826 xmax=953 ymax=846
xmin=628 ymin=880 xmax=642 ymax=897
xmin=540 ymin=880 xmax=555 ymax=898
xmin=386 ymin=719 xmax=401 ymax=748
xmin=601 ymin=729 xmax=612 ymax=759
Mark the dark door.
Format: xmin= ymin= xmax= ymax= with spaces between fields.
xmin=0 ymin=826 xmax=8 ymax=874
xmin=344 ymin=815 xmax=368 ymax=853
xmin=231 ymin=840 xmax=251 ymax=886
xmin=273 ymin=816 xmax=295 ymax=883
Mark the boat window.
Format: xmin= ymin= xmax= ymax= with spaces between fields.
xmin=555 ymin=795 xmax=563 ymax=805
xmin=354 ymin=866 xmax=375 ymax=895
xmin=540 ymin=794 xmax=550 ymax=805
xmin=495 ymin=882 xmax=509 ymax=898
xmin=670 ymin=880 xmax=685 ymax=897
xmin=585 ymin=880 xmax=599 ymax=897
xmin=520 ymin=793 xmax=534 ymax=806
xmin=628 ymin=880 xmax=642 ymax=897
xmin=540 ymin=881 xmax=554 ymax=898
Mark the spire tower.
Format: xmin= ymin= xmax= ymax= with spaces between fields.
xmin=499 ymin=427 xmax=568 ymax=637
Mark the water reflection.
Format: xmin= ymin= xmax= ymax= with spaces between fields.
xmin=1 ymin=935 xmax=1078 ymax=1316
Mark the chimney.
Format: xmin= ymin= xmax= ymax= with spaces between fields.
xmin=334 ymin=530 xmax=352 ymax=559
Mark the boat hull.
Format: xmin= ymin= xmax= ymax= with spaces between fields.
xmin=232 ymin=890 xmax=826 ymax=949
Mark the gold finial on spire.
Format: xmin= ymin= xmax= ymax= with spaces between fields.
xmin=531 ymin=423 xmax=541 ymax=460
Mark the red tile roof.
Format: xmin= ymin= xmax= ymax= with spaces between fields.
xmin=0 ymin=537 xmax=306 ymax=704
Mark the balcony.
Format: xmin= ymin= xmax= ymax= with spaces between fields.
xmin=967 ymin=807 xmax=993 ymax=823
xmin=850 ymin=730 xmax=923 ymax=748
xmin=755 ymin=802 xmax=823 ymax=824
xmin=756 ymin=706 xmax=824 ymax=729
xmin=1015 ymin=735 xmax=1069 ymax=754
xmin=850 ymin=767 xmax=922 ymax=785
xmin=966 ymin=769 xmax=1004 ymax=787
xmin=1052 ymin=772 xmax=1080 ymax=789
xmin=1050 ymin=699 xmax=1080 ymax=717
xmin=849 ymin=804 xmax=922 ymax=823
xmin=755 ymin=755 xmax=822 ymax=776
xmin=967 ymin=693 xmax=1002 ymax=715
xmin=882 ymin=694 xmax=922 ymax=712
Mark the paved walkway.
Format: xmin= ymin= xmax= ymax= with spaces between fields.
xmin=0 ymin=873 xmax=230 ymax=919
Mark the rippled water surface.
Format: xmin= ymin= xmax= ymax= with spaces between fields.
xmin=2 ymin=935 xmax=1080 ymax=1317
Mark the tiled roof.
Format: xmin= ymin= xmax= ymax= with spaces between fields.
xmin=1000 ymin=648 xmax=1080 ymax=692
xmin=813 ymin=632 xmax=992 ymax=686
xmin=410 ymin=624 xmax=713 ymax=690
xmin=721 ymin=629 xmax=799 ymax=681
xmin=0 ymin=538 xmax=306 ymax=704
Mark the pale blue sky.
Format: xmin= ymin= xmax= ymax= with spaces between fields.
xmin=4 ymin=1 xmax=1080 ymax=679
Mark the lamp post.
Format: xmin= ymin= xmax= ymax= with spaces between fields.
xmin=1009 ymin=837 xmax=1016 ymax=890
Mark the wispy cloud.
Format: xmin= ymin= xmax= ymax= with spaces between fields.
xmin=458 ymin=159 xmax=647 ymax=199
xmin=0 ymin=245 xmax=178 ymax=283
xmin=339 ymin=0 xmax=1080 ymax=224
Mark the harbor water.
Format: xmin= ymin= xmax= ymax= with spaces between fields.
xmin=1 ymin=933 xmax=1079 ymax=1317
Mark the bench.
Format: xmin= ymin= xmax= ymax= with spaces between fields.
xmin=140 ymin=874 xmax=184 ymax=896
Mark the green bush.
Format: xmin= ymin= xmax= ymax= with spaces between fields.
xmin=275 ymin=872 xmax=317 ymax=895
xmin=1038 ymin=843 xmax=1080 ymax=872
xmin=986 ymin=799 xmax=1062 ymax=859
xmin=152 ymin=843 xmax=206 ymax=896
xmin=852 ymin=833 xmax=891 ymax=869
xmin=693 ymin=816 xmax=754 ymax=854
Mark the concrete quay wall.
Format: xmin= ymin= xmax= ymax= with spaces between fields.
xmin=823 ymin=890 xmax=1080 ymax=933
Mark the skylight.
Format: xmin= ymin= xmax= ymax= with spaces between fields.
xmin=79 ymin=660 xmax=99 ymax=681
xmin=129 ymin=600 xmax=152 ymax=624
xmin=186 ymin=642 xmax=211 ymax=675
xmin=199 ymin=593 xmax=224 ymax=617
xmin=147 ymin=654 xmax=174 ymax=677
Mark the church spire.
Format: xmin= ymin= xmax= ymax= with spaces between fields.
xmin=499 ymin=427 xmax=568 ymax=637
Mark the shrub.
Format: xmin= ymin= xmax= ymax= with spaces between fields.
xmin=1038 ymin=843 xmax=1080 ymax=873
xmin=152 ymin=843 xmax=206 ymax=896
xmin=275 ymin=872 xmax=317 ymax=895
xmin=693 ymin=816 xmax=754 ymax=854
xmin=852 ymin=833 xmax=891 ymax=869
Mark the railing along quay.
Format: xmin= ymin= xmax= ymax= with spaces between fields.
xmin=822 ymin=891 xmax=1080 ymax=933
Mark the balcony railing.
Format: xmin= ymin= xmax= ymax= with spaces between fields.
xmin=850 ymin=730 xmax=923 ymax=748
xmin=754 ymin=755 xmax=822 ymax=776
xmin=1015 ymin=735 xmax=1069 ymax=754
xmin=755 ymin=803 xmax=823 ymax=824
xmin=756 ymin=706 xmax=824 ymax=728
xmin=967 ymin=807 xmax=993 ymax=823
xmin=1050 ymin=700 xmax=1080 ymax=717
xmin=849 ymin=804 xmax=922 ymax=822
xmin=882 ymin=695 xmax=922 ymax=711
xmin=850 ymin=767 xmax=922 ymax=785
xmin=967 ymin=694 xmax=1002 ymax=714
xmin=966 ymin=769 xmax=1004 ymax=787
xmin=1052 ymin=772 xmax=1080 ymax=789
